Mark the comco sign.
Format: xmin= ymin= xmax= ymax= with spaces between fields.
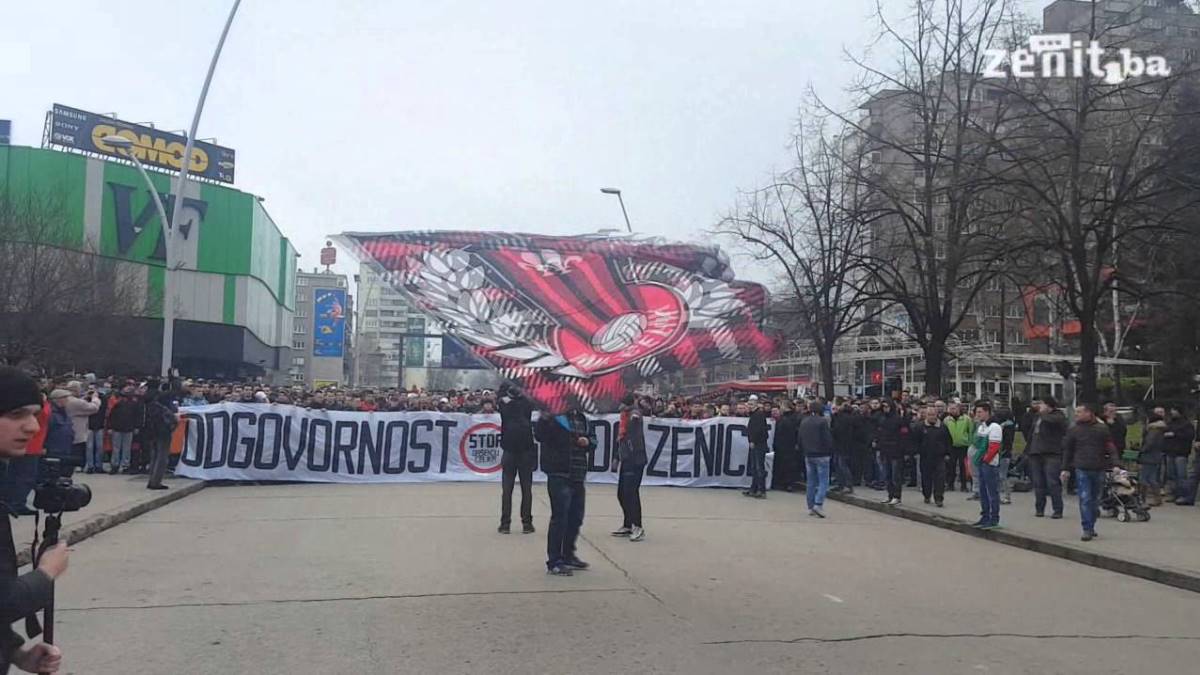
xmin=48 ymin=104 xmax=236 ymax=184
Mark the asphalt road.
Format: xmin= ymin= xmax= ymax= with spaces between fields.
xmin=48 ymin=482 xmax=1200 ymax=674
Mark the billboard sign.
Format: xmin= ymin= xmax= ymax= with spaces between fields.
xmin=313 ymin=289 xmax=346 ymax=357
xmin=48 ymin=104 xmax=236 ymax=183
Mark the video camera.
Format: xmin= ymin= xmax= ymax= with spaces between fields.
xmin=33 ymin=457 xmax=92 ymax=514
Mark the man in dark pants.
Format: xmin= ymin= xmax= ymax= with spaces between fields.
xmin=535 ymin=407 xmax=594 ymax=576
xmin=497 ymin=385 xmax=536 ymax=534
xmin=143 ymin=389 xmax=177 ymax=491
xmin=1026 ymin=397 xmax=1068 ymax=518
xmin=770 ymin=402 xmax=801 ymax=492
xmin=830 ymin=403 xmax=857 ymax=494
xmin=915 ymin=405 xmax=951 ymax=506
xmin=1062 ymin=403 xmax=1119 ymax=542
xmin=612 ymin=395 xmax=648 ymax=541
xmin=743 ymin=396 xmax=770 ymax=498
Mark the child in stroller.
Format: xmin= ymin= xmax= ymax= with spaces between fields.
xmin=1100 ymin=468 xmax=1151 ymax=522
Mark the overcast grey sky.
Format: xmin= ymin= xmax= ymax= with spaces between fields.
xmin=1 ymin=0 xmax=1043 ymax=282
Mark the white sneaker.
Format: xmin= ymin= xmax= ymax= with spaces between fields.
xmin=611 ymin=527 xmax=632 ymax=537
xmin=629 ymin=526 xmax=645 ymax=542
xmin=887 ymin=498 xmax=901 ymax=506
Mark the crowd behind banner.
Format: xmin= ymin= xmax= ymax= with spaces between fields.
xmin=4 ymin=373 xmax=1199 ymax=511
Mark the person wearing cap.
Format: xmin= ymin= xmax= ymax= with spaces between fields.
xmin=0 ymin=366 xmax=70 ymax=674
xmin=743 ymin=395 xmax=770 ymax=499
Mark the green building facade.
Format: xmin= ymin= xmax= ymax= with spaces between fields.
xmin=1 ymin=145 xmax=297 ymax=380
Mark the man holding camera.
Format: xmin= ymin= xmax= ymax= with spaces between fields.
xmin=0 ymin=367 xmax=69 ymax=673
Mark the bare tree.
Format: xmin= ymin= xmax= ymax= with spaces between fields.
xmin=716 ymin=116 xmax=876 ymax=399
xmin=815 ymin=0 xmax=1030 ymax=394
xmin=0 ymin=189 xmax=142 ymax=371
xmin=986 ymin=0 xmax=1200 ymax=401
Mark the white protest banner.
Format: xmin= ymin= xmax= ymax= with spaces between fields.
xmin=177 ymin=403 xmax=765 ymax=488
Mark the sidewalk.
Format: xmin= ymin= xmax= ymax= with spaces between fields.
xmin=12 ymin=471 xmax=205 ymax=567
xmin=821 ymin=480 xmax=1200 ymax=593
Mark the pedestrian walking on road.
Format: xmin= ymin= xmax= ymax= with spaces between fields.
xmin=799 ymin=400 xmax=834 ymax=517
xmin=612 ymin=395 xmax=648 ymax=541
xmin=497 ymin=384 xmax=537 ymax=534
xmin=971 ymin=402 xmax=1003 ymax=529
xmin=1061 ymin=403 xmax=1120 ymax=542
xmin=536 ymin=407 xmax=594 ymax=576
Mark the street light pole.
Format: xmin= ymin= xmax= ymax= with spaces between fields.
xmin=158 ymin=0 xmax=243 ymax=378
xmin=102 ymin=138 xmax=172 ymax=263
xmin=600 ymin=187 xmax=633 ymax=233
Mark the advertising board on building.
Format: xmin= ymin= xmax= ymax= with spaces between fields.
xmin=313 ymin=289 xmax=346 ymax=357
xmin=47 ymin=103 xmax=236 ymax=183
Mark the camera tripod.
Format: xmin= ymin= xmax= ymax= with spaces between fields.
xmin=28 ymin=511 xmax=62 ymax=675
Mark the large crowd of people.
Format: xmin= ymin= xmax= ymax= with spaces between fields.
xmin=4 ymin=371 xmax=1199 ymax=572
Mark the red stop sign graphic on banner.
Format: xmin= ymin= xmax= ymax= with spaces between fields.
xmin=870 ymin=371 xmax=883 ymax=385
xmin=460 ymin=422 xmax=503 ymax=474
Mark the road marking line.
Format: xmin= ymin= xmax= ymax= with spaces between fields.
xmin=823 ymin=594 xmax=844 ymax=604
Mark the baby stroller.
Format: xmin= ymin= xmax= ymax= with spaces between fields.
xmin=1100 ymin=469 xmax=1151 ymax=523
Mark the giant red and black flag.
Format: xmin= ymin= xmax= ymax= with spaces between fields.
xmin=337 ymin=232 xmax=777 ymax=413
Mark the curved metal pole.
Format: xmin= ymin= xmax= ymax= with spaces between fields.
xmin=162 ymin=0 xmax=243 ymax=377
xmin=126 ymin=154 xmax=172 ymax=256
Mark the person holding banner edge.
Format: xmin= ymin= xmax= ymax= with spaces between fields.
xmin=535 ymin=406 xmax=595 ymax=576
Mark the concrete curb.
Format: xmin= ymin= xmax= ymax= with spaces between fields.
xmin=818 ymin=486 xmax=1200 ymax=594
xmin=16 ymin=480 xmax=208 ymax=568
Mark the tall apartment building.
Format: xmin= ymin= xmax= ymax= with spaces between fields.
xmin=291 ymin=269 xmax=352 ymax=387
xmin=354 ymin=262 xmax=499 ymax=391
xmin=767 ymin=0 xmax=1193 ymax=400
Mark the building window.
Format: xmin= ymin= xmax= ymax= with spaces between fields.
xmin=294 ymin=325 xmax=306 ymax=335
xmin=986 ymin=277 xmax=1002 ymax=291
xmin=984 ymin=329 xmax=999 ymax=344
xmin=296 ymin=309 xmax=308 ymax=318
xmin=1006 ymin=304 xmax=1024 ymax=319
xmin=291 ymin=373 xmax=305 ymax=383
xmin=1006 ymin=329 xmax=1028 ymax=346
xmin=934 ymin=242 xmax=946 ymax=260
xmin=293 ymin=339 xmax=306 ymax=350
xmin=297 ymin=277 xmax=309 ymax=287
xmin=292 ymin=356 xmax=306 ymax=366
xmin=986 ymin=304 xmax=1001 ymax=317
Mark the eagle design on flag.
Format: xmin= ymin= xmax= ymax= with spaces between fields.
xmin=337 ymin=232 xmax=777 ymax=413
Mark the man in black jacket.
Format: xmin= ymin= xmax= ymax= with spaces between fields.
xmin=1162 ymin=408 xmax=1196 ymax=504
xmin=914 ymin=405 xmax=951 ymax=506
xmin=830 ymin=403 xmax=857 ymax=494
xmin=743 ymin=396 xmax=770 ymax=499
xmin=535 ymin=407 xmax=594 ymax=576
xmin=612 ymin=395 xmax=648 ymax=541
xmin=497 ymin=385 xmax=537 ymax=534
xmin=875 ymin=402 xmax=908 ymax=505
xmin=0 ymin=367 xmax=68 ymax=674
xmin=770 ymin=403 xmax=801 ymax=492
xmin=1026 ymin=397 xmax=1068 ymax=518
xmin=1061 ymin=403 xmax=1119 ymax=542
